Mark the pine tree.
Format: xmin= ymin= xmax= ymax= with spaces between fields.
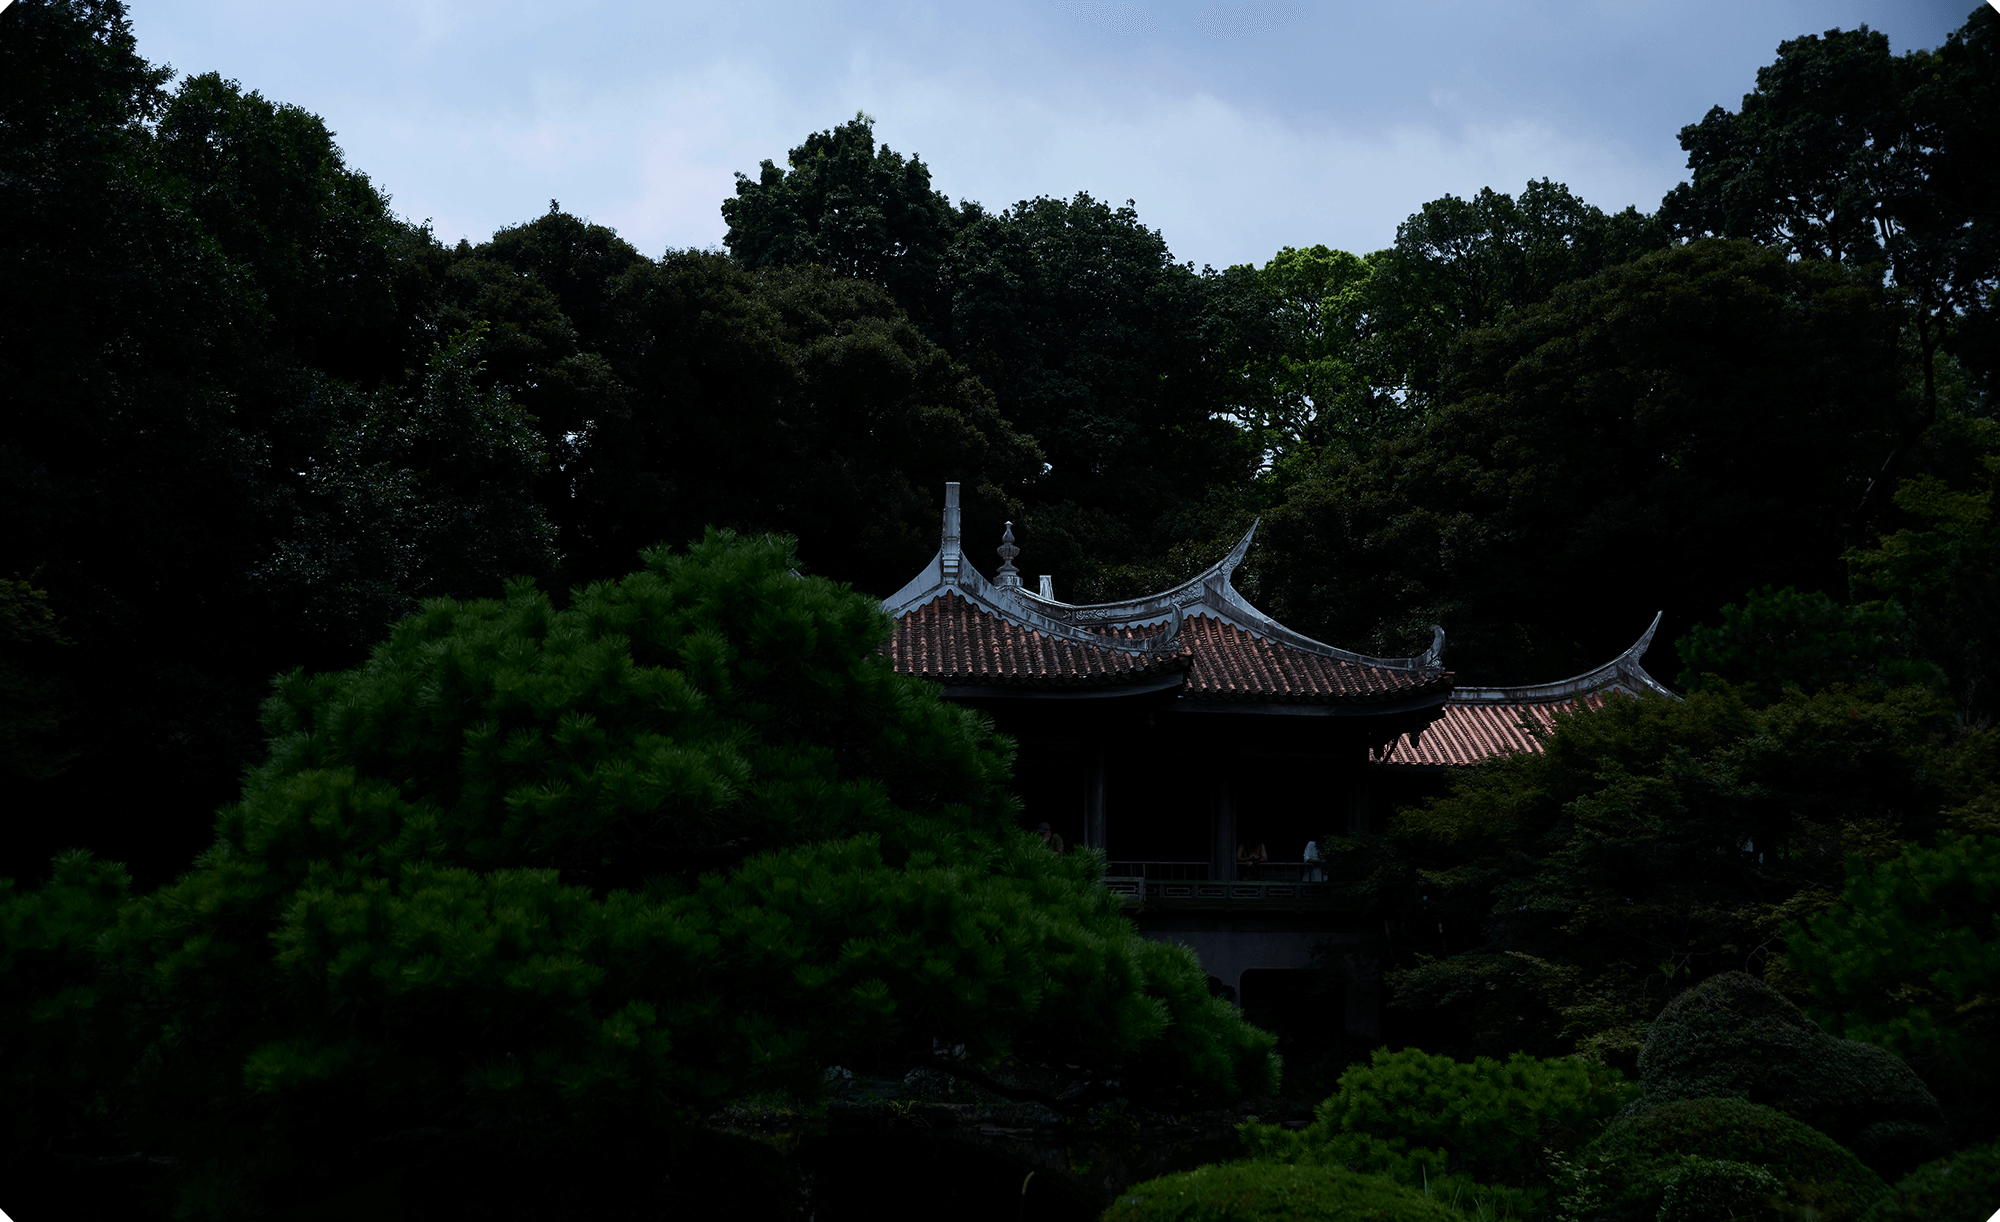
xmin=103 ymin=531 xmax=1275 ymax=1214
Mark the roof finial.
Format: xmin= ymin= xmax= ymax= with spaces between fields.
xmin=995 ymin=521 xmax=1022 ymax=588
xmin=941 ymin=482 xmax=961 ymax=585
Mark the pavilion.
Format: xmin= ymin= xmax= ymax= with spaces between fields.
xmin=881 ymin=483 xmax=1674 ymax=1020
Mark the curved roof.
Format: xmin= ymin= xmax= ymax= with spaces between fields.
xmin=881 ymin=484 xmax=1449 ymax=709
xmin=1447 ymin=612 xmax=1673 ymax=704
xmin=1090 ymin=615 xmax=1450 ymax=704
xmin=1380 ymin=616 xmax=1675 ymax=767
xmin=891 ymin=590 xmax=1191 ymax=688
xmin=1009 ymin=519 xmax=1445 ymax=672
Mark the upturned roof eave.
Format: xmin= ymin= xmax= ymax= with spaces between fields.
xmin=1446 ymin=613 xmax=1678 ymax=706
xmin=1004 ymin=520 xmax=1446 ymax=676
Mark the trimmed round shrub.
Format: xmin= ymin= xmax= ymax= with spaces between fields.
xmin=1656 ymin=1156 xmax=1784 ymax=1222
xmin=1860 ymin=1141 xmax=2000 ymax=1222
xmin=1101 ymin=1162 xmax=1465 ymax=1222
xmin=1239 ymin=1046 xmax=1633 ymax=1218
xmin=1636 ymin=972 xmax=1947 ymax=1177
xmin=1583 ymin=1096 xmax=1887 ymax=1222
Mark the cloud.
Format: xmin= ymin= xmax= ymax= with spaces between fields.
xmin=1057 ymin=3 xmax=1164 ymax=35
xmin=792 ymin=60 xmax=1675 ymax=268
xmin=356 ymin=44 xmax=1673 ymax=266
xmin=123 ymin=0 xmax=1974 ymax=270
xmin=1192 ymin=2 xmax=1309 ymax=41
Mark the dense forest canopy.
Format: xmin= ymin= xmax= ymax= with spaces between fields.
xmin=5 ymin=0 xmax=2000 ymax=1216
xmin=5 ymin=2 xmax=1995 ymax=883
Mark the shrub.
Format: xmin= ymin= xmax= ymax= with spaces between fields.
xmin=1240 ymin=1047 xmax=1633 ymax=1216
xmin=1860 ymin=1141 xmax=2000 ymax=1222
xmin=0 ymin=851 xmax=133 ymax=1146
xmin=1655 ymin=1155 xmax=1785 ymax=1222
xmin=1790 ymin=833 xmax=2000 ymax=1142
xmin=1102 ymin=1162 xmax=1466 ymax=1222
xmin=1636 ymin=971 xmax=1947 ymax=1177
xmin=98 ymin=532 xmax=1278 ymax=1216
xmin=1582 ymin=1096 xmax=1886 ymax=1222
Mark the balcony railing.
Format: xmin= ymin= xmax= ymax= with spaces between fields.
xmin=1101 ymin=860 xmax=1340 ymax=907
xmin=1103 ymin=860 xmax=1211 ymax=880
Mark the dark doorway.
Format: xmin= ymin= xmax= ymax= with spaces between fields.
xmin=1011 ymin=746 xmax=1086 ymax=850
xmin=1239 ymin=966 xmax=1363 ymax=1101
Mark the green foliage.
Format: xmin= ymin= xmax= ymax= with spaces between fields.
xmin=1789 ymin=834 xmax=2000 ymax=1140
xmin=0 ymin=851 xmax=133 ymax=1149
xmin=1582 ymin=1097 xmax=1887 ymax=1222
xmin=0 ymin=0 xmax=473 ymax=878
xmin=1634 ymin=971 xmax=1946 ymax=1178
xmin=1675 ymin=586 xmax=1939 ymax=701
xmin=1851 ymin=413 xmax=2000 ymax=720
xmin=1661 ymin=25 xmax=1919 ymax=265
xmin=154 ymin=70 xmax=410 ymax=380
xmin=719 ymin=114 xmax=1262 ymax=598
xmin=1257 ymin=239 xmax=1899 ymax=682
xmin=0 ymin=576 xmax=73 ymax=781
xmin=256 ymin=329 xmax=559 ymax=659
xmin=1233 ymin=244 xmax=1388 ymax=461
xmin=440 ymin=209 xmax=1044 ymax=598
xmin=576 ymin=248 xmax=1043 ymax=595
xmin=1364 ymin=180 xmax=1666 ymax=410
xmin=1860 ymin=1141 xmax=2000 ymax=1222
xmin=1241 ymin=1047 xmax=1633 ymax=1215
xmin=947 ymin=191 xmax=1259 ymax=596
xmin=1236 ymin=182 xmax=1665 ymax=472
xmin=1102 ymin=1162 xmax=1465 ymax=1222
xmin=721 ymin=112 xmax=959 ymax=340
xmin=1655 ymin=1155 xmax=1785 ymax=1222
xmin=1354 ymin=685 xmax=1964 ymax=1061
xmin=102 ymin=532 xmax=1273 ymax=1214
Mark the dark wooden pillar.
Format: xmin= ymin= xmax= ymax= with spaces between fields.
xmin=1210 ymin=763 xmax=1236 ymax=882
xmin=1343 ymin=952 xmax=1382 ymax=1038
xmin=1347 ymin=779 xmax=1370 ymax=837
xmin=1083 ymin=748 xmax=1107 ymax=852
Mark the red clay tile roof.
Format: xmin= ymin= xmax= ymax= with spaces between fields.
xmin=888 ymin=591 xmax=1191 ymax=688
xmin=1091 ymin=614 xmax=1451 ymax=705
xmin=1383 ymin=694 xmax=1609 ymax=766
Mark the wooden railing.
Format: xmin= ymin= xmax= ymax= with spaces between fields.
xmin=1100 ymin=860 xmax=1339 ymax=907
xmin=1103 ymin=861 xmax=1329 ymax=882
xmin=1103 ymin=860 xmax=1210 ymax=880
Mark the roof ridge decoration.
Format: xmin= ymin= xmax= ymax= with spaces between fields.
xmin=995 ymin=521 xmax=1022 ymax=588
xmin=884 ymin=486 xmax=1433 ymax=672
xmin=881 ymin=484 xmax=1186 ymax=659
xmin=1448 ymin=613 xmax=1676 ymax=705
xmin=1015 ymin=520 xmax=1444 ymax=674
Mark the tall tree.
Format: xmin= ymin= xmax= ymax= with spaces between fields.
xmin=1349 ymin=684 xmax=1970 ymax=1066
xmin=1362 ymin=179 xmax=1666 ymax=415
xmin=153 ymin=71 xmax=414 ymax=384
xmin=1661 ymin=9 xmax=2000 ymax=518
xmin=1661 ymin=26 xmax=1916 ymax=266
xmin=253 ymin=331 xmax=559 ymax=664
xmin=721 ymin=113 xmax=959 ymax=339
xmin=719 ymin=119 xmax=1264 ymax=597
xmin=1236 ymin=183 xmax=1666 ymax=474
xmin=946 ymin=192 xmax=1259 ymax=595
xmin=1229 ymin=244 xmax=1381 ymax=463
xmin=1256 ymin=240 xmax=1900 ymax=683
xmin=0 ymin=1 xmax=546 ymax=881
xmin=2 ymin=0 xmax=277 ymax=879
xmin=92 ymin=533 xmax=1277 ymax=1215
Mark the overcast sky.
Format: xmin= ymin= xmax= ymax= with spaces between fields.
xmin=126 ymin=0 xmax=1978 ymax=270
